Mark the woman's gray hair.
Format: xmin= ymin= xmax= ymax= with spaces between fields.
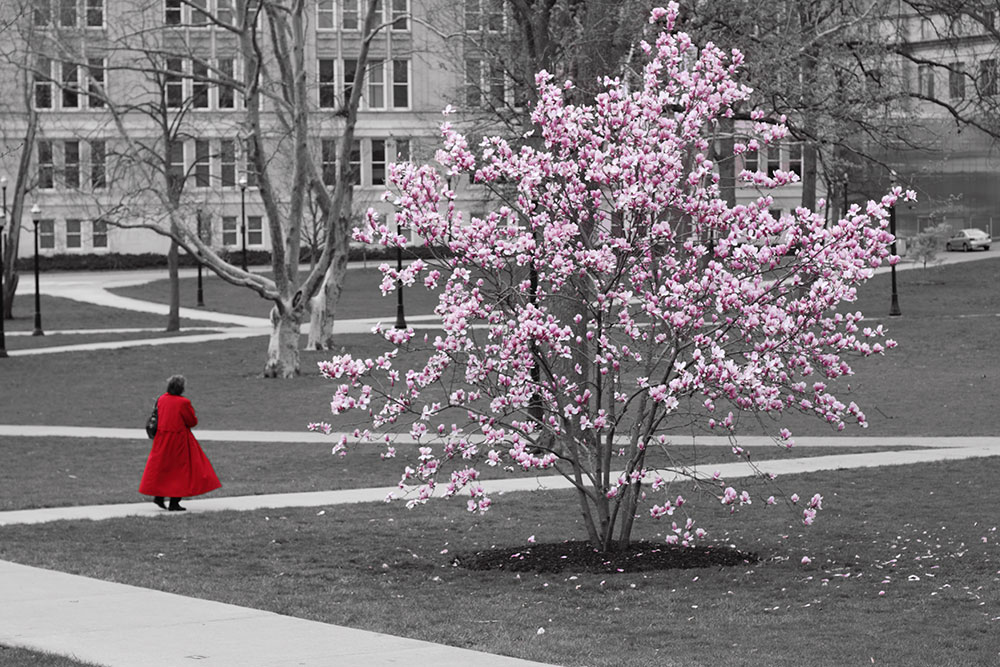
xmin=166 ymin=375 xmax=186 ymax=396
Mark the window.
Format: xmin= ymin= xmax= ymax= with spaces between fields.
xmin=60 ymin=0 xmax=77 ymax=27
xmin=34 ymin=0 xmax=51 ymax=26
xmin=62 ymin=61 xmax=79 ymax=109
xmin=918 ymin=64 xmax=935 ymax=98
xmin=39 ymin=220 xmax=55 ymax=249
xmin=318 ymin=0 xmax=335 ymax=29
xmin=218 ymin=58 xmax=235 ymax=108
xmin=979 ymin=59 xmax=996 ymax=96
xmin=465 ymin=0 xmax=501 ymax=31
xmin=348 ymin=139 xmax=361 ymax=186
xmin=321 ymin=139 xmax=337 ymax=187
xmin=344 ymin=59 xmax=357 ymax=105
xmin=488 ymin=62 xmax=505 ymax=107
xmin=464 ymin=0 xmax=478 ymax=30
xmin=247 ymin=215 xmax=263 ymax=245
xmin=395 ymin=138 xmax=409 ymax=162
xmin=86 ymin=0 xmax=104 ymax=27
xmin=222 ymin=216 xmax=238 ymax=245
xmin=64 ymin=141 xmax=80 ymax=188
xmin=195 ymin=140 xmax=210 ymax=187
xmin=217 ymin=0 xmax=234 ymax=25
xmin=371 ymin=139 xmax=386 ymax=185
xmin=191 ymin=0 xmax=208 ymax=26
xmin=66 ymin=219 xmax=82 ymax=248
xmin=949 ymin=62 xmax=966 ymax=99
xmin=193 ymin=60 xmax=209 ymax=108
xmin=391 ymin=0 xmax=408 ymax=30
xmin=92 ymin=219 xmax=108 ymax=248
xmin=35 ymin=57 xmax=53 ymax=110
xmin=88 ymin=58 xmax=105 ymax=108
xmin=167 ymin=141 xmax=185 ymax=189
xmin=342 ymin=0 xmax=359 ymax=30
xmin=766 ymin=145 xmax=781 ymax=177
xmin=465 ymin=59 xmax=481 ymax=107
xmin=38 ymin=141 xmax=55 ymax=189
xmin=392 ymin=59 xmax=409 ymax=108
xmin=165 ymin=0 xmax=181 ymax=25
xmin=367 ymin=59 xmax=385 ymax=108
xmin=220 ymin=139 xmax=236 ymax=186
xmin=787 ymin=143 xmax=802 ymax=177
xmin=166 ymin=58 xmax=184 ymax=108
xmin=318 ymin=59 xmax=337 ymax=108
xmin=90 ymin=140 xmax=106 ymax=189
xmin=919 ymin=18 xmax=933 ymax=40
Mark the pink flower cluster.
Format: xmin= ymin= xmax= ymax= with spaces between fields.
xmin=315 ymin=3 xmax=906 ymax=543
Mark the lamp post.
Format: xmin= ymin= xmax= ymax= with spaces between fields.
xmin=196 ymin=210 xmax=205 ymax=307
xmin=0 ymin=178 xmax=7 ymax=357
xmin=889 ymin=170 xmax=901 ymax=317
xmin=394 ymin=219 xmax=406 ymax=329
xmin=30 ymin=203 xmax=44 ymax=336
xmin=238 ymin=174 xmax=248 ymax=272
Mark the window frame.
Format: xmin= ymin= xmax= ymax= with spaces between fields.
xmin=391 ymin=59 xmax=409 ymax=109
xmin=64 ymin=140 xmax=81 ymax=189
xmin=90 ymin=140 xmax=106 ymax=190
xmin=38 ymin=219 xmax=56 ymax=249
xmin=165 ymin=58 xmax=185 ymax=109
xmin=85 ymin=0 xmax=104 ymax=27
xmin=66 ymin=219 xmax=83 ymax=249
xmin=247 ymin=215 xmax=263 ymax=246
xmin=38 ymin=140 xmax=55 ymax=189
xmin=318 ymin=58 xmax=337 ymax=108
xmin=92 ymin=219 xmax=108 ymax=248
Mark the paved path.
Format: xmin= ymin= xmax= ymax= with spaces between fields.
xmin=0 ymin=561 xmax=552 ymax=667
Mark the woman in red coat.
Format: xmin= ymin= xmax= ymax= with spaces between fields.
xmin=140 ymin=375 xmax=221 ymax=511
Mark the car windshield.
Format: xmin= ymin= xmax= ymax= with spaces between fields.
xmin=964 ymin=229 xmax=989 ymax=238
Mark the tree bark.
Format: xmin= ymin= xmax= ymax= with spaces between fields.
xmin=263 ymin=306 xmax=301 ymax=377
xmin=306 ymin=248 xmax=349 ymax=350
xmin=166 ymin=237 xmax=180 ymax=332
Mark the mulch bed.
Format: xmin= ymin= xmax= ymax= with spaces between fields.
xmin=452 ymin=540 xmax=760 ymax=573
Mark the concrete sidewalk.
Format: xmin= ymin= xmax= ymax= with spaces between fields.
xmin=5 ymin=423 xmax=1000 ymax=448
xmin=0 ymin=560 xmax=555 ymax=667
xmin=3 ymin=442 xmax=999 ymax=527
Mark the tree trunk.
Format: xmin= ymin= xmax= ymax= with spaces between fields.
xmin=263 ymin=306 xmax=301 ymax=377
xmin=800 ymin=140 xmax=818 ymax=210
xmin=2 ymin=270 xmax=17 ymax=320
xmin=306 ymin=248 xmax=349 ymax=350
xmin=166 ymin=238 xmax=180 ymax=332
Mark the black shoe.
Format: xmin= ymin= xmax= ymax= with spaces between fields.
xmin=153 ymin=497 xmax=166 ymax=509
xmin=168 ymin=498 xmax=186 ymax=512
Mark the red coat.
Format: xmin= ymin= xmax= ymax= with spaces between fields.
xmin=139 ymin=393 xmax=221 ymax=498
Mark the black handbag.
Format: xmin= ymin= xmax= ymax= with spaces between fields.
xmin=145 ymin=402 xmax=158 ymax=439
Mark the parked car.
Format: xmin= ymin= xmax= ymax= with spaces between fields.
xmin=945 ymin=228 xmax=991 ymax=252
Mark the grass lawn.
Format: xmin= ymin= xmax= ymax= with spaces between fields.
xmin=5 ymin=329 xmax=229 ymax=352
xmin=3 ymin=258 xmax=999 ymax=438
xmin=0 ymin=646 xmax=99 ymax=667
xmin=108 ymin=266 xmax=442 ymax=319
xmin=1 ymin=458 xmax=998 ymax=667
xmin=0 ymin=435 xmax=921 ymax=511
xmin=3 ymin=294 xmax=221 ymax=333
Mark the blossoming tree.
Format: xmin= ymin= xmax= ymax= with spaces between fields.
xmin=313 ymin=4 xmax=912 ymax=552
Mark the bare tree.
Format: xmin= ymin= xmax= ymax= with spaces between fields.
xmin=10 ymin=0 xmax=385 ymax=376
xmin=0 ymin=0 xmax=41 ymax=320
